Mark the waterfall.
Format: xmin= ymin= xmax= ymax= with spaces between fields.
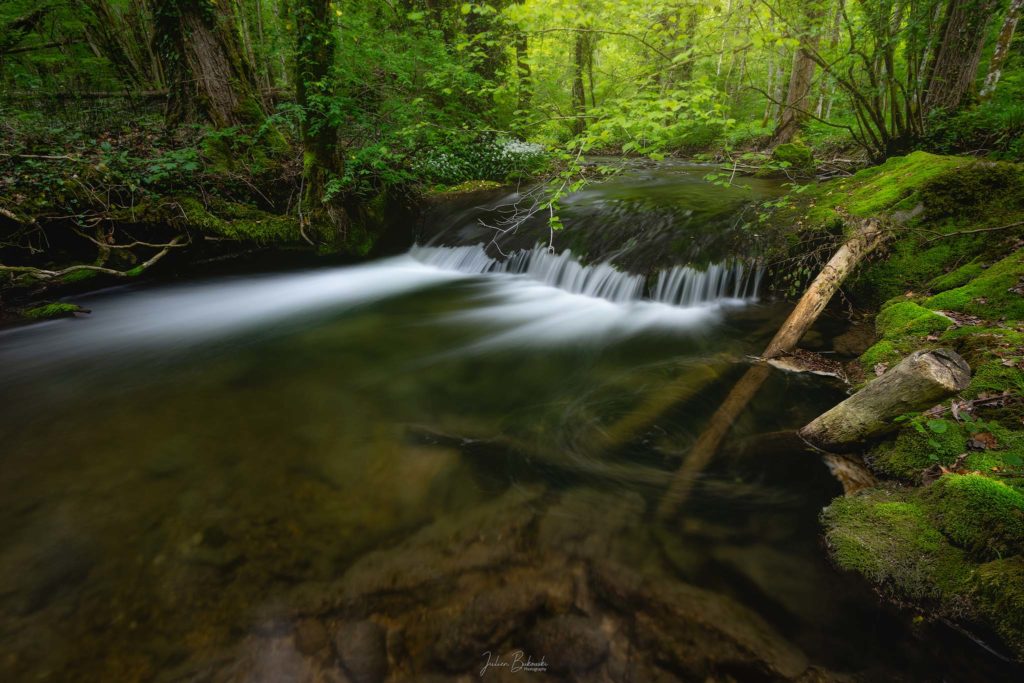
xmin=411 ymin=244 xmax=762 ymax=307
xmin=651 ymin=261 xmax=763 ymax=306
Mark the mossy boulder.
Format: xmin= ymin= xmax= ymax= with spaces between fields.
xmin=975 ymin=558 xmax=1024 ymax=659
xmin=919 ymin=161 xmax=1024 ymax=221
xmin=925 ymin=248 xmax=1024 ymax=320
xmin=929 ymin=260 xmax=986 ymax=293
xmin=822 ymin=491 xmax=973 ymax=603
xmin=771 ymin=143 xmax=814 ymax=171
xmin=923 ymin=474 xmax=1024 ymax=560
xmin=823 ymin=482 xmax=1024 ymax=657
xmin=875 ymin=301 xmax=952 ymax=338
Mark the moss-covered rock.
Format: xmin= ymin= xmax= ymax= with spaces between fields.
xmin=823 ymin=485 xmax=1024 ymax=657
xmin=975 ymin=558 xmax=1024 ymax=659
xmin=929 ymin=260 xmax=986 ymax=293
xmin=922 ymin=474 xmax=1024 ymax=560
xmin=771 ymin=143 xmax=814 ymax=171
xmin=876 ymin=301 xmax=952 ymax=338
xmin=925 ymin=248 xmax=1024 ymax=320
xmin=822 ymin=491 xmax=974 ymax=603
xmin=918 ymin=161 xmax=1024 ymax=222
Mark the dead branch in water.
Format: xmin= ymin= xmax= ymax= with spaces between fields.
xmin=658 ymin=218 xmax=888 ymax=518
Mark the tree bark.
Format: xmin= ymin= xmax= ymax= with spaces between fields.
xmin=295 ymin=0 xmax=340 ymax=211
xmin=799 ymin=349 xmax=971 ymax=452
xmin=980 ymin=0 xmax=1024 ymax=100
xmin=923 ymin=0 xmax=1000 ymax=113
xmin=572 ymin=31 xmax=591 ymax=136
xmin=153 ymin=0 xmax=265 ymax=126
xmin=771 ymin=5 xmax=824 ymax=145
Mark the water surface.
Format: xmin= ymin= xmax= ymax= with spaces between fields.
xmin=0 ymin=165 xmax=1016 ymax=682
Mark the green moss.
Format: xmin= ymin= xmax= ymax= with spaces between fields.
xmin=860 ymin=340 xmax=902 ymax=370
xmin=919 ymin=162 xmax=1024 ymax=222
xmin=975 ymin=558 xmax=1024 ymax=659
xmin=869 ymin=421 xmax=970 ymax=481
xmin=929 ymin=260 xmax=985 ymax=293
xmin=922 ymin=474 xmax=1024 ymax=560
xmin=876 ymin=301 xmax=952 ymax=338
xmin=852 ymin=236 xmax=984 ymax=303
xmin=822 ymin=492 xmax=974 ymax=602
xmin=771 ymin=143 xmax=814 ymax=170
xmin=841 ymin=152 xmax=965 ymax=218
xmin=925 ymin=248 xmax=1024 ymax=320
xmin=61 ymin=269 xmax=98 ymax=284
xmin=22 ymin=302 xmax=83 ymax=319
xmin=429 ymin=179 xmax=505 ymax=196
xmin=969 ymin=360 xmax=1024 ymax=397
xmin=172 ymin=197 xmax=301 ymax=244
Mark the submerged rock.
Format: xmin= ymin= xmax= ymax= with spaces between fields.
xmin=335 ymin=620 xmax=387 ymax=683
xmin=526 ymin=615 xmax=609 ymax=673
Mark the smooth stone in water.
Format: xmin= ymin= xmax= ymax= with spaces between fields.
xmin=526 ymin=615 xmax=608 ymax=673
xmin=295 ymin=618 xmax=330 ymax=656
xmin=335 ymin=620 xmax=387 ymax=683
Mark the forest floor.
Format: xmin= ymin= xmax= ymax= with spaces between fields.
xmin=772 ymin=151 xmax=1024 ymax=660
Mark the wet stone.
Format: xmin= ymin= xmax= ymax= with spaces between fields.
xmin=295 ymin=618 xmax=330 ymax=656
xmin=526 ymin=615 xmax=609 ymax=673
xmin=335 ymin=620 xmax=387 ymax=683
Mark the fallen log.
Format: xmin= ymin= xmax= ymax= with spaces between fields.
xmin=657 ymin=218 xmax=888 ymax=518
xmin=798 ymin=349 xmax=971 ymax=452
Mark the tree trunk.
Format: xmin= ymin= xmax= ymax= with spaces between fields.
xmin=799 ymin=349 xmax=971 ymax=452
xmin=515 ymin=30 xmax=531 ymax=112
xmin=572 ymin=31 xmax=590 ymax=136
xmin=980 ymin=0 xmax=1024 ymax=100
xmin=295 ymin=0 xmax=339 ymax=207
xmin=154 ymin=0 xmax=265 ymax=126
xmin=771 ymin=41 xmax=819 ymax=145
xmin=923 ymin=0 xmax=1000 ymax=113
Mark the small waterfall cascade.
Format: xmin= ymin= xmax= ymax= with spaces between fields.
xmin=651 ymin=261 xmax=764 ymax=306
xmin=410 ymin=244 xmax=762 ymax=307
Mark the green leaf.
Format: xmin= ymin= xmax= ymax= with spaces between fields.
xmin=927 ymin=419 xmax=949 ymax=434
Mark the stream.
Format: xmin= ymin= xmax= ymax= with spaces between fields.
xmin=0 ymin=162 xmax=1017 ymax=681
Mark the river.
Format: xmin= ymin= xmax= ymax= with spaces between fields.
xmin=0 ymin=162 xmax=1015 ymax=681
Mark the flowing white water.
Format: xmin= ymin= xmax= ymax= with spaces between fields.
xmin=0 ymin=245 xmax=763 ymax=380
xmin=411 ymin=243 xmax=762 ymax=306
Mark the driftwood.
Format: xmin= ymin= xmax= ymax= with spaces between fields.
xmin=799 ymin=349 xmax=971 ymax=452
xmin=657 ymin=219 xmax=888 ymax=518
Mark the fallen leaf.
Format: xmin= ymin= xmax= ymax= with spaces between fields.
xmin=874 ymin=362 xmax=889 ymax=377
xmin=968 ymin=432 xmax=998 ymax=450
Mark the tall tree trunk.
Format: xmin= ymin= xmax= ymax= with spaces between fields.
xmin=771 ymin=5 xmax=824 ymax=146
xmin=572 ymin=31 xmax=590 ymax=136
xmin=923 ymin=0 xmax=1000 ymax=113
xmin=980 ymin=0 xmax=1024 ymax=100
xmin=153 ymin=0 xmax=265 ymax=126
xmin=295 ymin=0 xmax=339 ymax=204
xmin=515 ymin=30 xmax=531 ymax=111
